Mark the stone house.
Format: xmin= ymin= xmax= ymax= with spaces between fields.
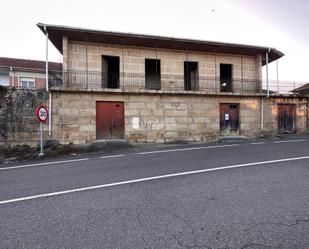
xmin=0 ymin=57 xmax=61 ymax=89
xmin=37 ymin=23 xmax=308 ymax=144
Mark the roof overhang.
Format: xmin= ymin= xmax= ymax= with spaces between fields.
xmin=292 ymin=83 xmax=309 ymax=94
xmin=37 ymin=23 xmax=284 ymax=65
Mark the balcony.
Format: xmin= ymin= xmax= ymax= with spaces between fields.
xmin=48 ymin=70 xmax=263 ymax=96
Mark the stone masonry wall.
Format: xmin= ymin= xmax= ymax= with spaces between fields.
xmin=64 ymin=40 xmax=261 ymax=82
xmin=1 ymin=87 xmax=307 ymax=146
xmin=0 ymin=87 xmax=49 ymax=146
xmin=263 ymin=97 xmax=308 ymax=133
xmin=51 ymin=92 xmax=264 ymax=144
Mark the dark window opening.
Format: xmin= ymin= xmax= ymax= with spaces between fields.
xmin=220 ymin=64 xmax=233 ymax=92
xmin=184 ymin=61 xmax=199 ymax=91
xmin=145 ymin=59 xmax=161 ymax=90
xmin=102 ymin=55 xmax=120 ymax=88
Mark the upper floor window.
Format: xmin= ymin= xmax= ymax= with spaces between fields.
xmin=0 ymin=71 xmax=9 ymax=86
xmin=20 ymin=77 xmax=35 ymax=88
xmin=184 ymin=61 xmax=199 ymax=91
xmin=145 ymin=59 xmax=161 ymax=90
xmin=220 ymin=64 xmax=233 ymax=92
xmin=102 ymin=55 xmax=120 ymax=88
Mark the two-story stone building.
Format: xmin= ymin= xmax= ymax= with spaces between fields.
xmin=37 ymin=23 xmax=308 ymax=144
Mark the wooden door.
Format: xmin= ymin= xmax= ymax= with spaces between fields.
xmin=220 ymin=104 xmax=239 ymax=135
xmin=96 ymin=101 xmax=124 ymax=139
xmin=278 ymin=104 xmax=295 ymax=133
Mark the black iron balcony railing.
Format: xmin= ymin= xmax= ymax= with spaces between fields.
xmin=48 ymin=70 xmax=263 ymax=95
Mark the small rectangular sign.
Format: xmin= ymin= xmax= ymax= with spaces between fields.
xmin=132 ymin=117 xmax=140 ymax=129
xmin=225 ymin=113 xmax=230 ymax=121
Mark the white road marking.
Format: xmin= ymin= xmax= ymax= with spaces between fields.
xmin=1 ymin=155 xmax=309 ymax=205
xmin=273 ymin=139 xmax=307 ymax=144
xmin=0 ymin=144 xmax=240 ymax=173
xmin=137 ymin=144 xmax=240 ymax=155
xmin=100 ymin=155 xmax=125 ymax=159
xmin=0 ymin=139 xmax=307 ymax=172
xmin=0 ymin=158 xmax=90 ymax=171
xmin=222 ymin=140 xmax=239 ymax=143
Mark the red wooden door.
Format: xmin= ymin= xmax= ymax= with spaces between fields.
xmin=96 ymin=102 xmax=124 ymax=139
xmin=278 ymin=104 xmax=295 ymax=133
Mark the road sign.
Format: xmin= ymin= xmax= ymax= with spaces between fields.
xmin=35 ymin=105 xmax=49 ymax=156
xmin=36 ymin=105 xmax=48 ymax=123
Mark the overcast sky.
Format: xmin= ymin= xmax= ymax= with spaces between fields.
xmin=0 ymin=0 xmax=308 ymax=82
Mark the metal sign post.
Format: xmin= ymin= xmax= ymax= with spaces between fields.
xmin=39 ymin=122 xmax=43 ymax=156
xmin=35 ymin=105 xmax=49 ymax=156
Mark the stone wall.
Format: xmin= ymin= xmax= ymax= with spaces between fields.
xmin=51 ymin=91 xmax=266 ymax=144
xmin=1 ymin=88 xmax=307 ymax=146
xmin=0 ymin=87 xmax=49 ymax=146
xmin=263 ymin=97 xmax=308 ymax=133
xmin=64 ymin=40 xmax=261 ymax=81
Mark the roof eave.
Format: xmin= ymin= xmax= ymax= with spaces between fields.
xmin=37 ymin=23 xmax=284 ymax=64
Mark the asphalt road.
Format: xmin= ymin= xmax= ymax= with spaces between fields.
xmin=1 ymin=137 xmax=309 ymax=249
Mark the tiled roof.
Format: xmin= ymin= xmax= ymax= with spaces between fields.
xmin=0 ymin=57 xmax=62 ymax=72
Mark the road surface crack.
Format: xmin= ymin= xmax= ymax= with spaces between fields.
xmin=249 ymin=218 xmax=309 ymax=229
xmin=142 ymin=189 xmax=214 ymax=249
xmin=240 ymin=243 xmax=280 ymax=249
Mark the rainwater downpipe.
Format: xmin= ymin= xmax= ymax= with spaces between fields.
xmin=10 ymin=67 xmax=14 ymax=86
xmin=261 ymin=98 xmax=264 ymax=130
xmin=266 ymin=48 xmax=270 ymax=97
xmin=305 ymin=98 xmax=308 ymax=129
xmin=261 ymin=48 xmax=271 ymax=130
xmin=44 ymin=25 xmax=52 ymax=136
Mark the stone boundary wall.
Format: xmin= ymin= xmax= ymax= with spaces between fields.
xmin=263 ymin=97 xmax=308 ymax=133
xmin=0 ymin=87 xmax=49 ymax=146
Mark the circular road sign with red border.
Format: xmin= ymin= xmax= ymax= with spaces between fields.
xmin=36 ymin=105 xmax=49 ymax=123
